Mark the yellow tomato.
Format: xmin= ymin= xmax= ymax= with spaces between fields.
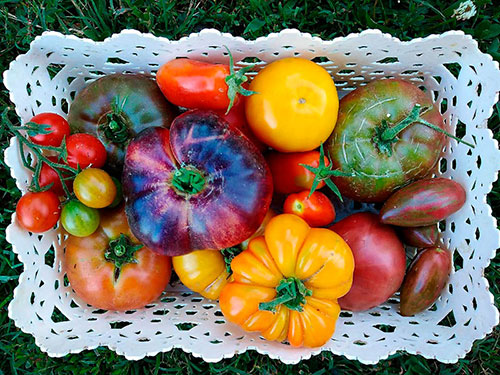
xmin=73 ymin=168 xmax=116 ymax=208
xmin=173 ymin=249 xmax=230 ymax=300
xmin=245 ymin=58 xmax=339 ymax=153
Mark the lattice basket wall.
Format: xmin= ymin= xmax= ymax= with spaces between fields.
xmin=3 ymin=29 xmax=500 ymax=365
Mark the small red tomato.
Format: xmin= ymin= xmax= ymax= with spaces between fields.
xmin=215 ymin=95 xmax=266 ymax=151
xmin=38 ymin=156 xmax=72 ymax=196
xmin=267 ymin=151 xmax=330 ymax=194
xmin=66 ymin=133 xmax=106 ymax=169
xmin=28 ymin=113 xmax=70 ymax=147
xmin=156 ymin=59 xmax=232 ymax=110
xmin=16 ymin=191 xmax=61 ymax=233
xmin=283 ymin=190 xmax=335 ymax=227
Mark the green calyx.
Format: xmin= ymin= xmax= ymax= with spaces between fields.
xmin=104 ymin=233 xmax=142 ymax=280
xmin=300 ymin=143 xmax=354 ymax=202
xmin=375 ymin=104 xmax=475 ymax=157
xmin=224 ymin=45 xmax=257 ymax=114
xmin=98 ymin=96 xmax=131 ymax=146
xmin=98 ymin=112 xmax=130 ymax=146
xmin=220 ymin=246 xmax=243 ymax=275
xmin=171 ymin=166 xmax=206 ymax=196
xmin=259 ymin=277 xmax=313 ymax=313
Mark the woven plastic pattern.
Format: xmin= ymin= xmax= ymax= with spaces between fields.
xmin=4 ymin=29 xmax=500 ymax=365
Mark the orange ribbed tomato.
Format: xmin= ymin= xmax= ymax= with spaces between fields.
xmin=219 ymin=214 xmax=354 ymax=347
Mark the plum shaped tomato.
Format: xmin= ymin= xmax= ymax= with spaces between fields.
xmin=219 ymin=214 xmax=354 ymax=347
xmin=325 ymin=79 xmax=450 ymax=202
xmin=123 ymin=110 xmax=273 ymax=256
xmin=68 ymin=73 xmax=177 ymax=171
xmin=245 ymin=58 xmax=338 ymax=153
xmin=64 ymin=205 xmax=171 ymax=311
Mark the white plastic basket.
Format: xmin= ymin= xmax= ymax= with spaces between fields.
xmin=4 ymin=29 xmax=500 ymax=365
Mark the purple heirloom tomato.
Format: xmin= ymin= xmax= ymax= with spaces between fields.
xmin=123 ymin=110 xmax=273 ymax=256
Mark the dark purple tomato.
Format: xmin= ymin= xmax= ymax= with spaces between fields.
xmin=123 ymin=110 xmax=273 ymax=256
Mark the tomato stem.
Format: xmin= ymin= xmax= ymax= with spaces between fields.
xmin=376 ymin=104 xmax=475 ymax=156
xmin=171 ymin=166 xmax=206 ymax=196
xmin=259 ymin=277 xmax=312 ymax=313
xmin=220 ymin=246 xmax=243 ymax=275
xmin=2 ymin=108 xmax=78 ymax=198
xmin=299 ymin=143 xmax=354 ymax=202
xmin=104 ymin=233 xmax=142 ymax=281
xmin=223 ymin=46 xmax=258 ymax=114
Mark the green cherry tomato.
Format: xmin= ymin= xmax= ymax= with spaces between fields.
xmin=61 ymin=200 xmax=100 ymax=237
xmin=73 ymin=168 xmax=116 ymax=208
xmin=108 ymin=176 xmax=123 ymax=208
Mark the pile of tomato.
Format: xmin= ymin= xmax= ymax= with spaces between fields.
xmin=10 ymin=50 xmax=471 ymax=348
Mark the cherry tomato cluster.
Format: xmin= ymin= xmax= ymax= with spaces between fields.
xmin=13 ymin=113 xmax=120 ymax=237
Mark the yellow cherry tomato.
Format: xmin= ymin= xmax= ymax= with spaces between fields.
xmin=245 ymin=58 xmax=339 ymax=153
xmin=73 ymin=168 xmax=116 ymax=208
xmin=219 ymin=214 xmax=354 ymax=348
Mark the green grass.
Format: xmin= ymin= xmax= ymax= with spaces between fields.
xmin=0 ymin=0 xmax=499 ymax=374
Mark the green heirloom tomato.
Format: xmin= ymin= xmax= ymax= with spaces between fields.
xmin=326 ymin=79 xmax=448 ymax=203
xmin=61 ymin=200 xmax=100 ymax=237
xmin=68 ymin=73 xmax=177 ymax=172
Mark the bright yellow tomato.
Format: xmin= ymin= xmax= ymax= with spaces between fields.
xmin=219 ymin=214 xmax=354 ymax=347
xmin=245 ymin=58 xmax=339 ymax=153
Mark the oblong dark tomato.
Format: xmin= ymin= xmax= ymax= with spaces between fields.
xmin=16 ymin=191 xmax=61 ymax=233
xmin=380 ymin=178 xmax=466 ymax=227
xmin=123 ymin=110 xmax=273 ymax=256
xmin=400 ymin=247 xmax=452 ymax=316
xmin=326 ymin=79 xmax=447 ymax=202
xmin=156 ymin=59 xmax=232 ymax=110
xmin=28 ymin=112 xmax=70 ymax=147
xmin=68 ymin=74 xmax=177 ymax=171
xmin=64 ymin=205 xmax=172 ymax=310
xmin=400 ymin=225 xmax=439 ymax=248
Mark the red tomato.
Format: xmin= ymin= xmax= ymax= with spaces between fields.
xmin=16 ymin=191 xmax=61 ymax=233
xmin=267 ymin=151 xmax=330 ymax=194
xmin=330 ymin=212 xmax=406 ymax=311
xmin=215 ymin=96 xmax=266 ymax=151
xmin=66 ymin=133 xmax=106 ymax=169
xmin=28 ymin=113 xmax=70 ymax=147
xmin=283 ymin=190 xmax=335 ymax=227
xmin=156 ymin=58 xmax=233 ymax=110
xmin=64 ymin=206 xmax=171 ymax=310
xmin=38 ymin=156 xmax=72 ymax=196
